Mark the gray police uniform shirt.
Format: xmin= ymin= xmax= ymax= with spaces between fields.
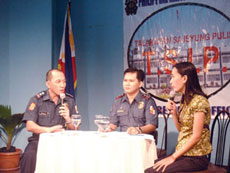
xmin=109 ymin=91 xmax=158 ymax=132
xmin=23 ymin=90 xmax=76 ymax=141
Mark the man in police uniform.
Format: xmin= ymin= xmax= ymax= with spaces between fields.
xmin=108 ymin=68 xmax=158 ymax=135
xmin=20 ymin=69 xmax=77 ymax=173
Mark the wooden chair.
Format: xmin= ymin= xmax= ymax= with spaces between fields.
xmin=196 ymin=110 xmax=230 ymax=173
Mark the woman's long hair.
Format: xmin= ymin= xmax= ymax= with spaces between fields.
xmin=174 ymin=62 xmax=207 ymax=105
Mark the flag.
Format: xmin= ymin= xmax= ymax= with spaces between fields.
xmin=58 ymin=2 xmax=77 ymax=98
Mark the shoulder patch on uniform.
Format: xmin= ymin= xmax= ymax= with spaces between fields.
xmin=66 ymin=93 xmax=74 ymax=98
xmin=150 ymin=106 xmax=156 ymax=115
xmin=142 ymin=93 xmax=150 ymax=100
xmin=36 ymin=91 xmax=46 ymax=99
xmin=115 ymin=93 xmax=125 ymax=100
xmin=28 ymin=102 xmax=36 ymax=111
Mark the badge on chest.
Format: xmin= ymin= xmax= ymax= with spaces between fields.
xmin=138 ymin=101 xmax=144 ymax=109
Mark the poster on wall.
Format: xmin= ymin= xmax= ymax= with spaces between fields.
xmin=123 ymin=0 xmax=230 ymax=117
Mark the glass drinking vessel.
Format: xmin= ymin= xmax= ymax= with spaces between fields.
xmin=94 ymin=115 xmax=110 ymax=131
xmin=71 ymin=114 xmax=81 ymax=130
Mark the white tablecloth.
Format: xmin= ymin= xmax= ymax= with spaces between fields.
xmin=35 ymin=131 xmax=157 ymax=173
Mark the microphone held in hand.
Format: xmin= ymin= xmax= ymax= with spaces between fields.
xmin=169 ymin=90 xmax=176 ymax=102
xmin=166 ymin=90 xmax=176 ymax=117
xmin=59 ymin=93 xmax=66 ymax=124
xmin=60 ymin=93 xmax=66 ymax=105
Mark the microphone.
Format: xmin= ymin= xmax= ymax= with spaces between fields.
xmin=169 ymin=90 xmax=176 ymax=102
xmin=75 ymin=105 xmax=79 ymax=114
xmin=59 ymin=93 xmax=66 ymax=125
xmin=60 ymin=93 xmax=66 ymax=105
xmin=167 ymin=90 xmax=176 ymax=118
xmin=166 ymin=90 xmax=176 ymax=118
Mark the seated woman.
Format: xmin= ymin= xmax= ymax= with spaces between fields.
xmin=145 ymin=62 xmax=212 ymax=173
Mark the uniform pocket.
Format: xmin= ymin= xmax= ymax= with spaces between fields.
xmin=116 ymin=111 xmax=128 ymax=126
xmin=132 ymin=109 xmax=145 ymax=124
xmin=38 ymin=111 xmax=50 ymax=125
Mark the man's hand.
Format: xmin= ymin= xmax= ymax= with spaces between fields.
xmin=48 ymin=125 xmax=64 ymax=133
xmin=126 ymin=126 xmax=140 ymax=135
xmin=26 ymin=121 xmax=64 ymax=134
xmin=59 ymin=103 xmax=71 ymax=123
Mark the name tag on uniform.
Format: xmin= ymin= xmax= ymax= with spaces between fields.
xmin=39 ymin=112 xmax=49 ymax=116
xmin=117 ymin=109 xmax=125 ymax=113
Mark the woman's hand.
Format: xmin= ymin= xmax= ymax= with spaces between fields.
xmin=166 ymin=99 xmax=181 ymax=131
xmin=153 ymin=155 xmax=176 ymax=172
xmin=166 ymin=99 xmax=177 ymax=116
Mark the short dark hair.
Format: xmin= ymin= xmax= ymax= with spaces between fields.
xmin=46 ymin=69 xmax=63 ymax=81
xmin=124 ymin=68 xmax=145 ymax=82
xmin=173 ymin=62 xmax=207 ymax=104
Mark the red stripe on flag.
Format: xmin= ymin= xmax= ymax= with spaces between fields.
xmin=72 ymin=56 xmax=77 ymax=88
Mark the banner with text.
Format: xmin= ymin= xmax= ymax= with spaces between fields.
xmin=123 ymin=0 xmax=230 ymax=117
